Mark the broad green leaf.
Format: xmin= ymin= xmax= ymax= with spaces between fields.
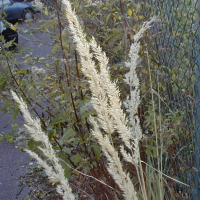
xmin=10 ymin=26 xmax=16 ymax=31
xmin=16 ymin=69 xmax=28 ymax=74
xmin=71 ymin=154 xmax=81 ymax=165
xmin=28 ymin=139 xmax=41 ymax=150
xmin=113 ymin=16 xmax=117 ymax=23
xmin=0 ymin=78 xmax=7 ymax=90
xmin=63 ymin=147 xmax=71 ymax=155
xmin=91 ymin=143 xmax=101 ymax=160
xmin=58 ymin=152 xmax=71 ymax=178
xmin=59 ymin=128 xmax=76 ymax=142
xmin=138 ymin=15 xmax=145 ymax=19
xmin=128 ymin=8 xmax=133 ymax=16
xmin=44 ymin=6 xmax=48 ymax=15
xmin=47 ymin=127 xmax=56 ymax=140
xmin=105 ymin=13 xmax=111 ymax=24
xmin=172 ymin=74 xmax=176 ymax=81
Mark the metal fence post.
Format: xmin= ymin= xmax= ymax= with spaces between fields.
xmin=195 ymin=0 xmax=200 ymax=199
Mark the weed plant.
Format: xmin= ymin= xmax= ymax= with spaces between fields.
xmin=0 ymin=0 xmax=194 ymax=199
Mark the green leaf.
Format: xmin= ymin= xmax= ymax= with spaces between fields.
xmin=71 ymin=154 xmax=81 ymax=165
xmin=113 ymin=15 xmax=117 ymax=23
xmin=28 ymin=139 xmax=40 ymax=150
xmin=105 ymin=13 xmax=111 ymax=24
xmin=63 ymin=147 xmax=71 ymax=155
xmin=0 ymin=78 xmax=7 ymax=90
xmin=44 ymin=6 xmax=48 ymax=15
xmin=172 ymin=74 xmax=176 ymax=81
xmin=9 ymin=103 xmax=19 ymax=122
xmin=92 ymin=161 xmax=97 ymax=167
xmin=51 ymin=113 xmax=68 ymax=125
xmin=58 ymin=152 xmax=71 ymax=178
xmin=59 ymin=128 xmax=76 ymax=142
xmin=91 ymin=143 xmax=101 ymax=160
xmin=47 ymin=127 xmax=56 ymax=140
xmin=50 ymin=45 xmax=60 ymax=57
xmin=128 ymin=8 xmax=133 ymax=16
xmin=15 ymin=69 xmax=28 ymax=74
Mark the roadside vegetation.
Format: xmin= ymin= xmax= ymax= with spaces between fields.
xmin=0 ymin=0 xmax=194 ymax=199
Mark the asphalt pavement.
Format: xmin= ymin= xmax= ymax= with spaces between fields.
xmin=0 ymin=140 xmax=32 ymax=200
xmin=0 ymin=17 xmax=52 ymax=200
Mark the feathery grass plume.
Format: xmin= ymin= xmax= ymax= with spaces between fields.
xmin=122 ymin=17 xmax=159 ymax=164
xmin=11 ymin=91 xmax=75 ymax=200
xmin=62 ymin=0 xmax=139 ymax=199
xmin=122 ymin=17 xmax=159 ymax=199
xmin=90 ymin=117 xmax=138 ymax=199
xmin=124 ymin=17 xmax=158 ymax=133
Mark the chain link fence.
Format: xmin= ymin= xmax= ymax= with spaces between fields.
xmin=132 ymin=0 xmax=200 ymax=199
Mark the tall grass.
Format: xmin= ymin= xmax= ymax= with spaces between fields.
xmin=11 ymin=0 xmax=189 ymax=199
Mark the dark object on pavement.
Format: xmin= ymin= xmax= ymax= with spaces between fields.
xmin=0 ymin=20 xmax=18 ymax=49
xmin=0 ymin=0 xmax=38 ymax=22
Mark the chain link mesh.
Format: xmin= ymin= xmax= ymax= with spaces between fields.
xmin=132 ymin=0 xmax=200 ymax=199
